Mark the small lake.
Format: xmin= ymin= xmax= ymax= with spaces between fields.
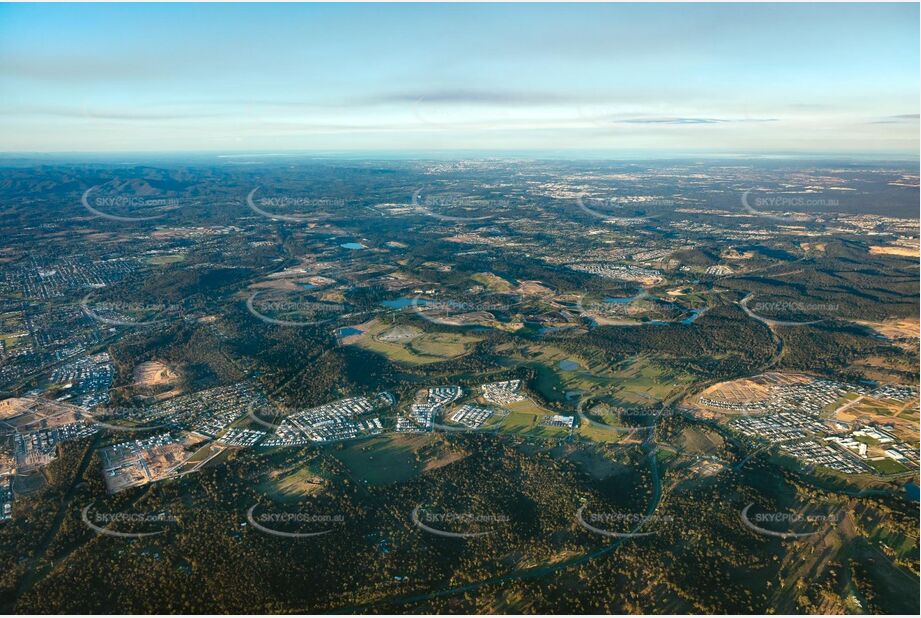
xmin=340 ymin=242 xmax=367 ymax=250
xmin=558 ymin=359 xmax=580 ymax=371
xmin=680 ymin=308 xmax=707 ymax=325
xmin=338 ymin=327 xmax=364 ymax=337
xmin=381 ymin=297 xmax=432 ymax=309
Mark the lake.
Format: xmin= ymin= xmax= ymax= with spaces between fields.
xmin=381 ymin=297 xmax=431 ymax=309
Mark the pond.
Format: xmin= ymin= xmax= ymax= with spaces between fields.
xmin=381 ymin=297 xmax=431 ymax=309
xmin=680 ymin=308 xmax=708 ymax=325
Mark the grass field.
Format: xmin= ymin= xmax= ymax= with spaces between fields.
xmin=498 ymin=400 xmax=571 ymax=439
xmin=471 ymin=272 xmax=515 ymax=292
xmin=146 ymin=254 xmax=186 ymax=265
xmin=497 ymin=343 xmax=693 ymax=407
xmin=608 ymin=356 xmax=694 ymax=406
xmin=0 ymin=333 xmax=27 ymax=350
xmin=258 ymin=465 xmax=327 ymax=501
xmin=497 ymin=342 xmax=609 ymax=403
xmin=831 ymin=394 xmax=920 ymax=444
xmin=575 ymin=422 xmax=628 ymax=443
xmin=331 ymin=433 xmax=436 ymax=485
xmin=346 ymin=319 xmax=482 ymax=365
xmin=867 ymin=457 xmax=910 ymax=475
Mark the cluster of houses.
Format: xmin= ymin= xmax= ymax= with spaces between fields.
xmin=0 ymin=475 xmax=12 ymax=522
xmin=703 ymin=378 xmax=859 ymax=414
xmin=873 ymin=385 xmax=918 ymax=400
xmin=49 ymin=352 xmax=114 ymax=409
xmin=398 ymin=386 xmax=464 ymax=433
xmin=731 ymin=412 xmax=827 ymax=444
xmin=449 ymin=404 xmax=495 ymax=429
xmin=778 ymin=439 xmax=870 ymax=475
xmin=723 ymin=378 xmax=920 ymax=476
xmin=263 ymin=393 xmax=393 ymax=445
xmin=218 ymin=428 xmax=266 ymax=447
xmin=481 ymin=380 xmax=525 ymax=405
xmin=152 ymin=381 xmax=268 ymax=438
xmin=568 ymin=263 xmax=663 ymax=285
xmin=11 ymin=256 xmax=136 ymax=301
xmin=705 ymin=264 xmax=733 ymax=276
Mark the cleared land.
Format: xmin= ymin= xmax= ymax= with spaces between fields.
xmin=869 ymin=245 xmax=919 ymax=257
xmin=133 ymin=360 xmax=179 ymax=387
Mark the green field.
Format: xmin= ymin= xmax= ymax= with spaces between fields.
xmin=146 ymin=254 xmax=186 ymax=265
xmin=498 ymin=400 xmax=571 ymax=438
xmin=608 ymin=355 xmax=694 ymax=406
xmin=575 ymin=422 xmax=628 ymax=444
xmin=867 ymin=457 xmax=910 ymax=475
xmin=471 ymin=271 xmax=515 ymax=292
xmin=348 ymin=319 xmax=481 ymax=365
xmin=497 ymin=343 xmax=694 ymax=407
xmin=331 ymin=433 xmax=435 ymax=485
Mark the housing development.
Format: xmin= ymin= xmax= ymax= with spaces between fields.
xmin=0 ymin=156 xmax=918 ymax=616
xmin=0 ymin=1 xmax=918 ymax=614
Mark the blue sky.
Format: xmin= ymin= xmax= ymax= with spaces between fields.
xmin=0 ymin=2 xmax=918 ymax=156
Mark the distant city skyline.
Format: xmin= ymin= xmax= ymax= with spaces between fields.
xmin=0 ymin=2 xmax=918 ymax=156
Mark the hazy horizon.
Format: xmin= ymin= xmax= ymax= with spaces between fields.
xmin=0 ymin=2 xmax=918 ymax=156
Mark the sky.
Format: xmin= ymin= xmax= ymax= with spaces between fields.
xmin=0 ymin=2 xmax=918 ymax=156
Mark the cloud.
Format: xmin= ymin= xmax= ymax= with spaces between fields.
xmin=359 ymin=89 xmax=593 ymax=107
xmin=0 ymin=104 xmax=228 ymax=121
xmin=869 ymin=113 xmax=920 ymax=124
xmin=0 ymin=54 xmax=170 ymax=83
xmin=603 ymin=116 xmax=778 ymax=125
